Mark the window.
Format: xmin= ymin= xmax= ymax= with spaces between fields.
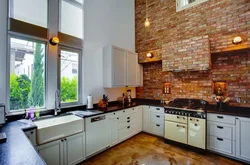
xmin=9 ymin=37 xmax=46 ymax=111
xmin=60 ymin=48 xmax=81 ymax=104
xmin=60 ymin=0 xmax=84 ymax=38
xmin=176 ymin=0 xmax=208 ymax=12
xmin=9 ymin=0 xmax=48 ymax=28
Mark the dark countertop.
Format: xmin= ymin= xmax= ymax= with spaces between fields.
xmin=207 ymin=104 xmax=250 ymax=118
xmin=0 ymin=120 xmax=46 ymax=165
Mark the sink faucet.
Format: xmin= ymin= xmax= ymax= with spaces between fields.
xmin=55 ymin=90 xmax=61 ymax=115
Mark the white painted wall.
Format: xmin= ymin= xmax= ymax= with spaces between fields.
xmin=83 ymin=0 xmax=136 ymax=104
xmin=0 ymin=0 xmax=7 ymax=106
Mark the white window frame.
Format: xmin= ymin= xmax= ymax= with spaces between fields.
xmin=58 ymin=46 xmax=82 ymax=107
xmin=176 ymin=0 xmax=208 ymax=12
xmin=7 ymin=32 xmax=48 ymax=113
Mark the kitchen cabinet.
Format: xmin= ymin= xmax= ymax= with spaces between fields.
xmin=85 ymin=114 xmax=111 ymax=158
xmin=207 ymin=114 xmax=236 ymax=157
xmin=103 ymin=45 xmax=142 ymax=88
xmin=142 ymin=106 xmax=150 ymax=133
xmin=165 ymin=121 xmax=187 ymax=144
xmin=37 ymin=132 xmax=85 ymax=165
xmin=150 ymin=106 xmax=165 ymax=137
xmin=236 ymin=117 xmax=250 ymax=162
xmin=109 ymin=112 xmax=119 ymax=147
xmin=24 ymin=129 xmax=37 ymax=146
xmin=135 ymin=106 xmax=143 ymax=133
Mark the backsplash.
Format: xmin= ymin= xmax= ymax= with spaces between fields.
xmin=136 ymin=50 xmax=250 ymax=106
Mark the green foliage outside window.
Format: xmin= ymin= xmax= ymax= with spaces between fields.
xmin=61 ymin=76 xmax=77 ymax=102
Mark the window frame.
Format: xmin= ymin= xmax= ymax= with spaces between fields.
xmin=176 ymin=0 xmax=208 ymax=12
xmin=58 ymin=45 xmax=82 ymax=107
xmin=7 ymin=32 xmax=48 ymax=113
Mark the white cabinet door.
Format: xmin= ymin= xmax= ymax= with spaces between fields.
xmin=37 ymin=139 xmax=64 ymax=165
xmin=136 ymin=106 xmax=143 ymax=133
xmin=236 ymin=117 xmax=250 ymax=162
xmin=136 ymin=63 xmax=143 ymax=87
xmin=165 ymin=121 xmax=187 ymax=144
xmin=65 ymin=132 xmax=86 ymax=165
xmin=142 ymin=106 xmax=150 ymax=132
xmin=113 ymin=46 xmax=126 ymax=87
xmin=110 ymin=117 xmax=119 ymax=147
xmin=126 ymin=51 xmax=137 ymax=86
xmin=24 ymin=129 xmax=37 ymax=146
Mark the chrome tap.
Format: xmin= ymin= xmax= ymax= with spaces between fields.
xmin=55 ymin=90 xmax=61 ymax=115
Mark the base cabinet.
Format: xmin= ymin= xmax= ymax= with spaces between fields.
xmin=37 ymin=132 xmax=86 ymax=165
xmin=236 ymin=117 xmax=250 ymax=162
xmin=142 ymin=106 xmax=150 ymax=132
xmin=135 ymin=106 xmax=143 ymax=133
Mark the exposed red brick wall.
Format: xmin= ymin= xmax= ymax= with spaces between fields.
xmin=136 ymin=50 xmax=250 ymax=106
xmin=162 ymin=35 xmax=211 ymax=71
xmin=135 ymin=0 xmax=250 ymax=106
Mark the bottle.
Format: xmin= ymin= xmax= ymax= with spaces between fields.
xmin=35 ymin=105 xmax=40 ymax=119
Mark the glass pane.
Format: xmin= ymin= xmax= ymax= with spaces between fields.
xmin=9 ymin=0 xmax=48 ymax=28
xmin=60 ymin=49 xmax=79 ymax=103
xmin=180 ymin=0 xmax=196 ymax=7
xmin=10 ymin=38 xmax=46 ymax=111
xmin=60 ymin=0 xmax=84 ymax=38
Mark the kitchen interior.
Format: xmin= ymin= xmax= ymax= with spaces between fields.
xmin=0 ymin=0 xmax=250 ymax=165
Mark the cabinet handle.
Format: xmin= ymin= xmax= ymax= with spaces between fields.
xmin=30 ymin=131 xmax=34 ymax=134
xmin=156 ymin=108 xmax=160 ymax=110
xmin=113 ymin=113 xmax=116 ymax=115
xmin=156 ymin=124 xmax=160 ymax=127
xmin=217 ymin=138 xmax=223 ymax=141
xmin=127 ymin=117 xmax=130 ymax=119
xmin=177 ymin=124 xmax=185 ymax=128
xmin=65 ymin=139 xmax=67 ymax=141
xmin=195 ymin=124 xmax=198 ymax=126
xmin=196 ymin=119 xmax=199 ymax=122
xmin=156 ymin=115 xmax=160 ymax=118
xmin=127 ymin=120 xmax=130 ymax=123
xmin=217 ymin=126 xmax=223 ymax=129
xmin=183 ymin=117 xmax=185 ymax=120
xmin=117 ymin=117 xmax=119 ymax=120
xmin=217 ymin=116 xmax=224 ymax=119
xmin=123 ymin=110 xmax=125 ymax=113
xmin=61 ymin=139 xmax=64 ymax=142
xmin=177 ymin=116 xmax=180 ymax=119
xmin=132 ymin=108 xmax=134 ymax=110
xmin=236 ymin=117 xmax=239 ymax=120
xmin=190 ymin=118 xmax=193 ymax=121
xmin=127 ymin=126 xmax=130 ymax=129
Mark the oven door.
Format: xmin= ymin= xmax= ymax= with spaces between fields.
xmin=188 ymin=117 xmax=206 ymax=149
xmin=165 ymin=120 xmax=187 ymax=144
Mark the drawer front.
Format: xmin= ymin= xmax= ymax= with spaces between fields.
xmin=118 ymin=108 xmax=136 ymax=117
xmin=119 ymin=114 xmax=136 ymax=122
xmin=118 ymin=124 xmax=136 ymax=142
xmin=151 ymin=113 xmax=164 ymax=125
xmin=150 ymin=106 xmax=164 ymax=114
xmin=126 ymin=107 xmax=137 ymax=114
xmin=151 ymin=123 xmax=164 ymax=136
xmin=165 ymin=114 xmax=187 ymax=124
xmin=165 ymin=121 xmax=187 ymax=144
xmin=207 ymin=113 xmax=235 ymax=124
xmin=119 ymin=117 xmax=136 ymax=129
xmin=207 ymin=121 xmax=235 ymax=140
xmin=208 ymin=135 xmax=235 ymax=156
xmin=109 ymin=111 xmax=119 ymax=119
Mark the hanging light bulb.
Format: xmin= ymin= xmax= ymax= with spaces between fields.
xmin=144 ymin=18 xmax=150 ymax=27
xmin=144 ymin=0 xmax=150 ymax=27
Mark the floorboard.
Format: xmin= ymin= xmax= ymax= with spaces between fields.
xmin=81 ymin=133 xmax=246 ymax=165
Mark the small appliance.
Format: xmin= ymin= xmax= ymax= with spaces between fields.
xmin=87 ymin=95 xmax=94 ymax=109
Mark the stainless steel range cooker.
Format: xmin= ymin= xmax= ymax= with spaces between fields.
xmin=164 ymin=98 xmax=208 ymax=150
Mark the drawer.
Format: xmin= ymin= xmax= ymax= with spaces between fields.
xmin=118 ymin=108 xmax=136 ymax=117
xmin=119 ymin=114 xmax=136 ymax=122
xmin=150 ymin=106 xmax=164 ymax=114
xmin=207 ymin=121 xmax=235 ymax=140
xmin=118 ymin=124 xmax=136 ymax=142
xmin=119 ymin=117 xmax=136 ymax=129
xmin=151 ymin=113 xmax=164 ymax=125
xmin=109 ymin=111 xmax=119 ymax=119
xmin=207 ymin=113 xmax=235 ymax=124
xmin=165 ymin=114 xmax=187 ymax=124
xmin=151 ymin=123 xmax=164 ymax=136
xmin=208 ymin=135 xmax=235 ymax=157
xmin=165 ymin=121 xmax=187 ymax=144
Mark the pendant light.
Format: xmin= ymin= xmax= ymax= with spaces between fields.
xmin=144 ymin=0 xmax=150 ymax=27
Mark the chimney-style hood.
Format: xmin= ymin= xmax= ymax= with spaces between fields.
xmin=162 ymin=35 xmax=211 ymax=72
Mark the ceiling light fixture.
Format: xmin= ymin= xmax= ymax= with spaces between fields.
xmin=232 ymin=36 xmax=242 ymax=44
xmin=144 ymin=0 xmax=150 ymax=27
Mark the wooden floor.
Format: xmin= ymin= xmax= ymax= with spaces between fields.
xmin=81 ymin=133 xmax=246 ymax=165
